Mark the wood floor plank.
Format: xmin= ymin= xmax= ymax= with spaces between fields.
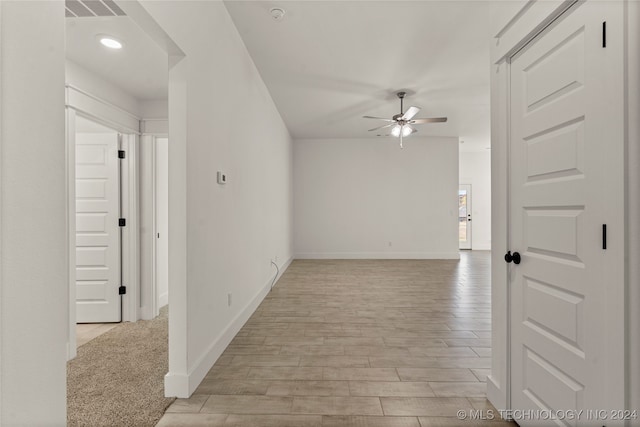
xmin=156 ymin=253 xmax=494 ymax=426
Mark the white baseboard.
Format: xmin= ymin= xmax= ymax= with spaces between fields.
xmin=164 ymin=372 xmax=189 ymax=398
xmin=487 ymin=375 xmax=507 ymax=413
xmin=165 ymin=256 xmax=293 ymax=398
xmin=158 ymin=292 xmax=168 ymax=308
xmin=272 ymin=256 xmax=293 ymax=287
xmin=67 ymin=341 xmax=77 ymax=361
xmin=295 ymin=252 xmax=460 ymax=260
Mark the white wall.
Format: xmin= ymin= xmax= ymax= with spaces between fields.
xmin=459 ymin=151 xmax=491 ymax=250
xmin=66 ymin=59 xmax=142 ymax=117
xmin=294 ymin=137 xmax=459 ymax=259
xmin=139 ymin=1 xmax=294 ymax=397
xmin=140 ymin=98 xmax=168 ymax=119
xmin=0 ymin=1 xmax=67 ymax=424
xmin=66 ymin=60 xmax=169 ymax=125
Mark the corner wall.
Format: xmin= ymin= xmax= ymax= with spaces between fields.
xmin=139 ymin=1 xmax=294 ymax=397
xmin=294 ymin=137 xmax=459 ymax=259
xmin=0 ymin=1 xmax=67 ymax=424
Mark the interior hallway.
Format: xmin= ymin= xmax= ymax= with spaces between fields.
xmin=157 ymin=252 xmax=511 ymax=426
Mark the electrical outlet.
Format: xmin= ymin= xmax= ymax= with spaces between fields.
xmin=227 ymin=293 xmax=232 ymax=307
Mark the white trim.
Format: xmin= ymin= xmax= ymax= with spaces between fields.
xmin=294 ymin=252 xmax=460 ymax=260
xmin=66 ymin=85 xmax=141 ymax=135
xmin=489 ymin=57 xmax=510 ymax=411
xmin=0 ymin=4 xmax=3 ymax=418
xmin=139 ymin=134 xmax=157 ymax=320
xmin=274 ymin=257 xmax=294 ymax=285
xmin=141 ymin=119 xmax=168 ymax=135
xmin=121 ymin=134 xmax=140 ymax=322
xmin=152 ymin=137 xmax=158 ymax=317
xmin=66 ymin=83 xmax=143 ymax=322
xmin=164 ymin=256 xmax=293 ymax=398
xmin=65 ymin=108 xmax=77 ymax=360
xmin=490 ymin=0 xmax=581 ymax=412
xmin=165 ymin=55 xmax=189 ymax=398
xmin=627 ymin=0 xmax=640 ymax=409
xmin=67 ymin=84 xmax=140 ymax=122
xmin=140 ymin=134 xmax=170 ymax=320
xmin=158 ymin=292 xmax=168 ymax=309
xmin=486 ymin=376 xmax=507 ymax=413
xmin=492 ymin=0 xmax=578 ymax=62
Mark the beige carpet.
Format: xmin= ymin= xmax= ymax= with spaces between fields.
xmin=68 ymin=307 xmax=174 ymax=427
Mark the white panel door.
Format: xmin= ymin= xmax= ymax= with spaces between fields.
xmin=76 ymin=133 xmax=121 ymax=323
xmin=509 ymin=2 xmax=624 ymax=424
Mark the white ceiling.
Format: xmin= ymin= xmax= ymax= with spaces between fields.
xmin=224 ymin=1 xmax=491 ymax=151
xmin=66 ymin=15 xmax=168 ymax=101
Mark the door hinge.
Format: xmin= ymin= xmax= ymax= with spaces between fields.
xmin=118 ymin=150 xmax=126 ymax=159
xmin=602 ymin=21 xmax=607 ymax=48
xmin=119 ymin=285 xmax=127 ymax=295
xmin=119 ymin=218 xmax=126 ymax=227
xmin=602 ymin=224 xmax=607 ymax=250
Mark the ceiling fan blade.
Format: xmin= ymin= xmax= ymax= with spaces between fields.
xmin=410 ymin=117 xmax=448 ymax=124
xmin=363 ymin=116 xmax=395 ymax=121
xmin=368 ymin=123 xmax=395 ymax=132
xmin=402 ymin=106 xmax=420 ymax=120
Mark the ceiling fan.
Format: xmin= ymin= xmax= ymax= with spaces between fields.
xmin=363 ymin=91 xmax=447 ymax=148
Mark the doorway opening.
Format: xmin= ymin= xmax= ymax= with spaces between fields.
xmin=74 ymin=116 xmax=125 ymax=326
xmin=459 ymin=184 xmax=472 ymax=250
xmin=64 ymin=4 xmax=171 ymax=356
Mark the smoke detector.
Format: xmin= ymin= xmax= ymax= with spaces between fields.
xmin=269 ymin=7 xmax=285 ymax=21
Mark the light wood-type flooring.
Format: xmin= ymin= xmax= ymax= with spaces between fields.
xmin=76 ymin=322 xmax=118 ymax=347
xmin=157 ymin=251 xmax=512 ymax=426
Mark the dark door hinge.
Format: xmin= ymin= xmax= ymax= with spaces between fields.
xmin=118 ymin=150 xmax=126 ymax=159
xmin=119 ymin=285 xmax=127 ymax=295
xmin=602 ymin=224 xmax=607 ymax=250
xmin=602 ymin=21 xmax=607 ymax=48
xmin=119 ymin=218 xmax=126 ymax=227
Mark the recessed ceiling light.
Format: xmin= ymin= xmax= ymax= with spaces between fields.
xmin=269 ymin=7 xmax=285 ymax=21
xmin=97 ymin=34 xmax=123 ymax=49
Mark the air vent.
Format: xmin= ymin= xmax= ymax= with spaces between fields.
xmin=65 ymin=0 xmax=126 ymax=17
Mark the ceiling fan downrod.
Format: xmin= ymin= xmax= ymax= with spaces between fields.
xmin=398 ymin=91 xmax=406 ymax=115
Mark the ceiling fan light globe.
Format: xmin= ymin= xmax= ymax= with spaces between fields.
xmin=391 ymin=125 xmax=401 ymax=137
xmin=402 ymin=125 xmax=413 ymax=137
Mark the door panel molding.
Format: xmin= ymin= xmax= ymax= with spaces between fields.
xmin=75 ymin=132 xmax=121 ymax=323
xmin=506 ymin=1 xmax=625 ymax=421
xmin=490 ymin=0 xmax=630 ymax=415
